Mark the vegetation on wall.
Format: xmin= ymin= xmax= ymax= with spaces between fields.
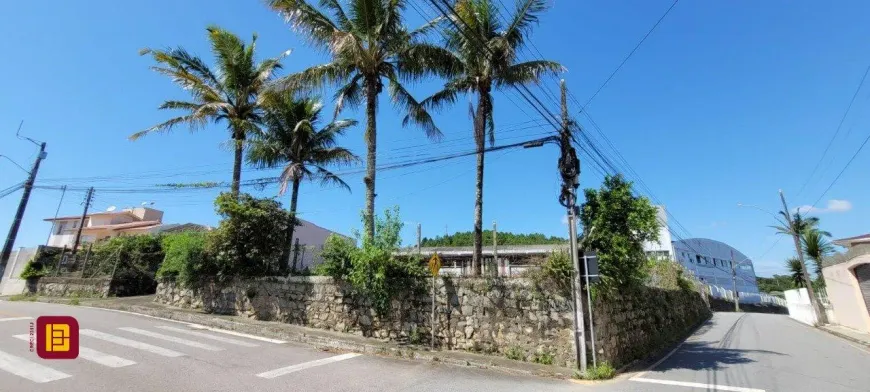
xmin=580 ymin=174 xmax=660 ymax=291
xmin=421 ymin=231 xmax=567 ymax=247
xmin=526 ymin=251 xmax=573 ymax=299
xmin=157 ymin=232 xmax=210 ymax=287
xmin=757 ymin=275 xmax=797 ymax=294
xmin=88 ymin=235 xmax=165 ymax=296
xmin=19 ymin=260 xmax=48 ymax=280
xmin=645 ymin=259 xmax=696 ymax=292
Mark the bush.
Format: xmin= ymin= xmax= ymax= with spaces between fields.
xmin=532 ymin=350 xmax=555 ymax=365
xmin=205 ymin=193 xmax=293 ymax=280
xmin=528 ymin=251 xmax=573 ymax=299
xmin=645 ymin=259 xmax=696 ymax=292
xmin=505 ymin=346 xmax=525 ymax=361
xmin=19 ymin=260 xmax=47 ymax=280
xmin=313 ymin=234 xmax=356 ymax=278
xmin=574 ymin=361 xmax=615 ymax=380
xmin=158 ymin=232 xmax=210 ymax=286
xmin=89 ymin=235 xmax=164 ymax=296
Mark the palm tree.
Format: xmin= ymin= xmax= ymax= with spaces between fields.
xmin=247 ymin=91 xmax=359 ymax=271
xmin=267 ymin=0 xmax=458 ymax=241
xmin=417 ymin=0 xmax=562 ymax=275
xmin=786 ymin=258 xmax=805 ymax=288
xmin=802 ymin=228 xmax=833 ymax=282
xmin=772 ymin=208 xmax=829 ymax=323
xmin=132 ymin=26 xmax=290 ymax=198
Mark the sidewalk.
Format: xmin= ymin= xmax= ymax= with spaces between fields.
xmin=820 ymin=324 xmax=870 ymax=348
xmin=4 ymin=294 xmax=576 ymax=380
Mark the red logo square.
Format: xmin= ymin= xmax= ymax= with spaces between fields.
xmin=36 ymin=316 xmax=79 ymax=360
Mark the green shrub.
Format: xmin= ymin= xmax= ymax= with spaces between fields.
xmin=205 ymin=193 xmax=293 ymax=279
xmin=505 ymin=346 xmax=525 ymax=361
xmin=19 ymin=260 xmax=47 ymax=280
xmin=158 ymin=232 xmax=210 ymax=286
xmin=7 ymin=293 xmax=37 ymax=302
xmin=532 ymin=350 xmax=555 ymax=365
xmin=574 ymin=361 xmax=616 ymax=380
xmin=313 ymin=234 xmax=356 ymax=278
xmin=646 ymin=259 xmax=696 ymax=292
xmin=89 ymin=235 xmax=164 ymax=296
xmin=528 ymin=251 xmax=573 ymax=299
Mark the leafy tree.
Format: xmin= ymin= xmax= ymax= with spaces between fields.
xmin=579 ymin=174 xmax=659 ymax=291
xmin=418 ymin=0 xmax=562 ymax=275
xmin=247 ymin=91 xmax=359 ymax=270
xmin=802 ymin=228 xmax=833 ymax=279
xmin=267 ymin=0 xmax=458 ymax=240
xmin=157 ymin=232 xmax=210 ymax=287
xmin=786 ymin=258 xmax=805 ymax=288
xmin=206 ymin=193 xmax=293 ymax=279
xmin=421 ymin=231 xmax=567 ymax=246
xmin=756 ymin=275 xmax=795 ymax=294
xmin=132 ymin=26 xmax=289 ymax=197
xmin=772 ymin=209 xmax=829 ymax=321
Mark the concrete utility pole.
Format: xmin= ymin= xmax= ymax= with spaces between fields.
xmin=559 ymin=80 xmax=586 ymax=373
xmin=70 ymin=187 xmax=94 ymax=256
xmin=779 ymin=190 xmax=827 ymax=325
xmin=730 ymin=249 xmax=740 ymax=312
xmin=416 ymin=223 xmax=422 ymax=254
xmin=0 ymin=142 xmax=47 ymax=275
xmin=492 ymin=221 xmax=498 ymax=277
xmin=46 ymin=185 xmax=67 ymax=245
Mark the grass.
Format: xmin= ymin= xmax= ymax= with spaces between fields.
xmin=68 ymin=298 xmax=81 ymax=306
xmin=532 ymin=350 xmax=555 ymax=365
xmin=573 ymin=361 xmax=616 ymax=380
xmin=6 ymin=293 xmax=37 ymax=302
xmin=504 ymin=346 xmax=525 ymax=361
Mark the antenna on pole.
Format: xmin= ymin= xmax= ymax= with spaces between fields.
xmin=14 ymin=120 xmax=43 ymax=147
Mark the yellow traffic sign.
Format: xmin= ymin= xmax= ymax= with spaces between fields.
xmin=428 ymin=253 xmax=442 ymax=276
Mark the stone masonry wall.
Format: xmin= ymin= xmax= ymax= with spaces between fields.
xmin=156 ymin=277 xmax=710 ymax=368
xmin=36 ymin=277 xmax=112 ymax=298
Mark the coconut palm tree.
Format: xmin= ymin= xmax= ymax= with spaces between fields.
xmin=132 ymin=26 xmax=290 ymax=198
xmin=266 ymin=0 xmax=459 ymax=241
xmin=786 ymin=258 xmax=805 ymax=288
xmin=247 ymin=91 xmax=359 ymax=271
xmin=416 ymin=0 xmax=563 ymax=275
xmin=802 ymin=228 xmax=833 ymax=281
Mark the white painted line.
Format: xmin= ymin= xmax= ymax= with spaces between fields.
xmin=188 ymin=325 xmax=286 ymax=344
xmin=256 ymin=353 xmax=361 ymax=379
xmin=81 ymin=329 xmax=184 ymax=357
xmin=631 ymin=377 xmax=765 ymax=392
xmin=12 ymin=335 xmax=135 ymax=368
xmin=78 ymin=306 xmax=202 ymax=326
xmin=155 ymin=326 xmax=259 ymax=347
xmin=0 ymin=317 xmax=33 ymax=322
xmin=118 ymin=327 xmax=223 ymax=351
xmin=0 ymin=349 xmax=71 ymax=383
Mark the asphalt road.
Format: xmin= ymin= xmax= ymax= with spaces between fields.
xmin=1 ymin=301 xmax=868 ymax=392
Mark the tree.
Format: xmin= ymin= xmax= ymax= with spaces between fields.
xmin=756 ymin=275 xmax=795 ymax=294
xmin=267 ymin=0 xmax=458 ymax=241
xmin=132 ymin=26 xmax=289 ymax=198
xmin=579 ymin=174 xmax=660 ymax=290
xmin=247 ymin=91 xmax=359 ymax=271
xmin=802 ymin=228 xmax=833 ymax=281
xmin=771 ymin=203 xmax=828 ymax=324
xmin=786 ymin=258 xmax=806 ymax=288
xmin=418 ymin=0 xmax=562 ymax=275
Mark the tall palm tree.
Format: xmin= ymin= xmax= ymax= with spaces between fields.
xmin=772 ymin=209 xmax=830 ymax=322
xmin=267 ymin=0 xmax=459 ymax=241
xmin=132 ymin=26 xmax=290 ymax=198
xmin=802 ymin=228 xmax=833 ymax=280
xmin=248 ymin=91 xmax=359 ymax=271
xmin=417 ymin=0 xmax=563 ymax=275
xmin=786 ymin=258 xmax=805 ymax=288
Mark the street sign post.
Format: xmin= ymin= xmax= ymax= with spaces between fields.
xmin=428 ymin=254 xmax=441 ymax=348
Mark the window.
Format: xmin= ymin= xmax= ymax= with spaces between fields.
xmin=72 ymin=221 xmax=79 ymax=229
xmin=55 ymin=222 xmax=65 ymax=234
xmin=696 ymin=255 xmax=702 ymax=264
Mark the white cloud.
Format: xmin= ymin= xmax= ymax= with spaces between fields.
xmin=794 ymin=199 xmax=852 ymax=214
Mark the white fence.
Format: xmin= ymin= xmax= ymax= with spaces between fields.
xmin=706 ymin=284 xmax=787 ymax=307
xmin=784 ymin=288 xmax=818 ymax=325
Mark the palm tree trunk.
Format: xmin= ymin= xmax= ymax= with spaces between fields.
xmin=472 ymin=89 xmax=491 ymax=277
xmin=288 ymin=178 xmax=301 ymax=272
xmin=793 ymin=234 xmax=827 ymax=324
xmin=231 ymin=137 xmax=243 ymax=199
xmin=363 ymin=77 xmax=378 ymax=242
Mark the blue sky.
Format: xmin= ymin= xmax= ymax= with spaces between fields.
xmin=2 ymin=0 xmax=870 ymax=277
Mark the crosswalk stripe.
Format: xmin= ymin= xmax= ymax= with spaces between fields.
xmin=118 ymin=328 xmax=223 ymax=351
xmin=256 ymin=353 xmax=361 ymax=379
xmin=12 ymin=335 xmax=135 ymax=368
xmin=155 ymin=326 xmax=259 ymax=347
xmin=80 ymin=329 xmax=184 ymax=357
xmin=0 ymin=317 xmax=33 ymax=322
xmin=0 ymin=349 xmax=71 ymax=383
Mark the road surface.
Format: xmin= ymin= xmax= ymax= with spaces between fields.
xmin=1 ymin=301 xmax=868 ymax=391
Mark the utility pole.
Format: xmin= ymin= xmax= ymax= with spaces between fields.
xmin=46 ymin=185 xmax=67 ymax=245
xmin=730 ymin=249 xmax=739 ymax=312
xmin=70 ymin=187 xmax=94 ymax=256
xmin=416 ymin=223 xmax=422 ymax=254
xmin=559 ymin=80 xmax=586 ymax=373
xmin=492 ymin=221 xmax=498 ymax=277
xmin=0 ymin=142 xmax=47 ymax=275
xmin=779 ymin=190 xmax=827 ymax=325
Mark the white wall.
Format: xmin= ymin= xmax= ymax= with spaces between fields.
xmin=47 ymin=233 xmax=76 ymax=248
xmin=643 ymin=206 xmax=674 ymax=257
xmin=292 ymin=220 xmax=351 ymax=270
xmin=0 ymin=247 xmax=37 ymax=295
xmin=785 ymin=288 xmax=818 ymax=326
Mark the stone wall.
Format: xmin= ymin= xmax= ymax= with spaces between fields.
xmin=35 ymin=277 xmax=112 ymax=298
xmin=156 ymin=276 xmax=710 ymax=368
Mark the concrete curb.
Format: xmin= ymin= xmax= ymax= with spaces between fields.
xmin=819 ymin=326 xmax=870 ymax=348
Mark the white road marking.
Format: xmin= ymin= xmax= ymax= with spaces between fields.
xmin=188 ymin=325 xmax=287 ymax=344
xmin=155 ymin=326 xmax=258 ymax=347
xmin=11 ymin=335 xmax=135 ymax=368
xmin=80 ymin=329 xmax=184 ymax=357
xmin=256 ymin=353 xmax=361 ymax=379
xmin=118 ymin=327 xmax=223 ymax=351
xmin=0 ymin=349 xmax=71 ymax=383
xmin=631 ymin=377 xmax=765 ymax=392
xmin=0 ymin=317 xmax=32 ymax=322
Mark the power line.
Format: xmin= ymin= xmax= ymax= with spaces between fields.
xmin=807 ymin=128 xmax=870 ymax=210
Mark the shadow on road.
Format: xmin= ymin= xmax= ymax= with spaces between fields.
xmin=655 ymin=341 xmax=785 ymax=371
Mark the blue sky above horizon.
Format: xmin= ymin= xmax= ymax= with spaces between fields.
xmin=2 ymin=0 xmax=870 ymax=277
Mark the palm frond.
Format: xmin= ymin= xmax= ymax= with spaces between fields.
xmin=314 ymin=166 xmax=352 ymax=192
xmin=333 ymin=73 xmax=364 ymax=117
xmin=386 ymin=74 xmax=442 ymax=141
xmin=398 ymin=43 xmax=463 ymax=80
xmin=496 ymin=60 xmax=564 ymax=87
xmin=502 ymin=0 xmax=548 ymax=49
xmin=267 ymin=0 xmax=342 ymax=48
xmin=130 ymin=113 xmax=210 ymax=140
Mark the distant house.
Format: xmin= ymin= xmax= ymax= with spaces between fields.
xmin=44 ymin=207 xmax=209 ymax=248
xmin=822 ymin=233 xmax=870 ymax=333
xmin=293 ymin=219 xmax=352 ymax=270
